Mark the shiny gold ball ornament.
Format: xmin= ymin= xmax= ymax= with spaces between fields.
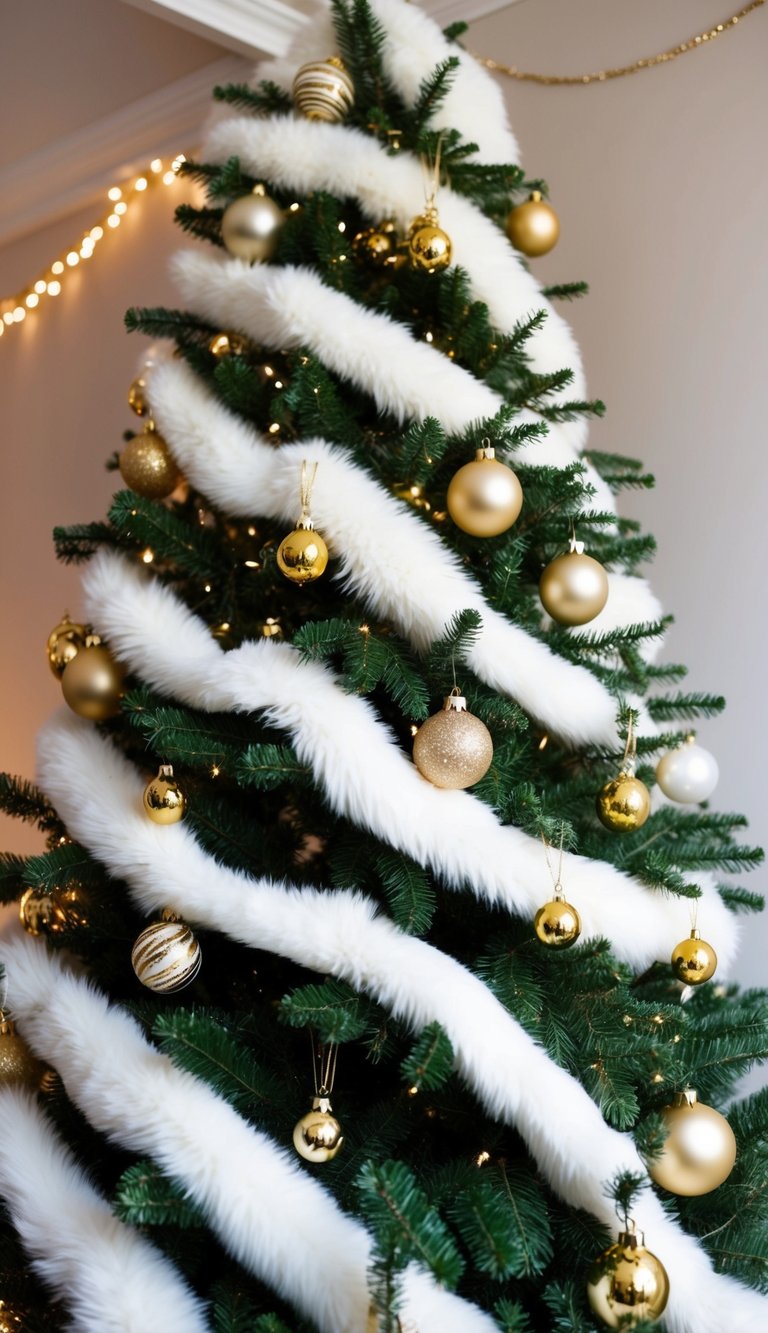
xmin=60 ymin=635 xmax=124 ymax=720
xmin=221 ymin=185 xmax=284 ymax=263
xmin=143 ymin=764 xmax=186 ymax=825
xmin=596 ymin=771 xmax=651 ymax=833
xmin=0 ymin=1016 xmax=43 ymax=1090
xmin=277 ymin=520 xmax=329 ymax=583
xmin=539 ymin=539 xmax=609 ymax=626
xmin=587 ymin=1226 xmax=669 ymax=1328
xmin=131 ymin=911 xmax=202 ymax=993
xmin=408 ymin=212 xmax=452 ymax=274
xmin=534 ymin=895 xmax=581 ymax=949
xmin=292 ymin=56 xmax=354 ymax=122
xmin=447 ymin=444 xmax=523 ymax=537
xmin=671 ymin=929 xmax=717 ymax=985
xmin=47 ymin=612 xmax=89 ymax=678
xmin=208 ymin=331 xmax=249 ymax=358
xmin=648 ymin=1088 xmax=736 ymax=1195
xmin=506 ymin=190 xmax=560 ymax=258
xmin=293 ymin=1094 xmax=344 ymax=1162
xmin=413 ymin=690 xmax=493 ymax=790
xmin=0 ymin=1300 xmax=26 ymax=1333
xmin=353 ymin=223 xmax=397 ymax=268
xmin=19 ymin=882 xmax=88 ymax=936
xmin=119 ymin=427 xmax=180 ymax=500
xmin=127 ymin=376 xmax=149 ymax=416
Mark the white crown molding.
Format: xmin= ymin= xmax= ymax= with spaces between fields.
xmin=0 ymin=54 xmax=250 ymax=249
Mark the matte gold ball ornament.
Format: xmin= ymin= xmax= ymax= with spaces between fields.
xmin=596 ymin=772 xmax=651 ymax=833
xmin=506 ymin=190 xmax=560 ymax=258
xmin=47 ymin=612 xmax=89 ymax=678
xmin=0 ymin=1015 xmax=43 ymax=1090
xmin=648 ymin=1088 xmax=736 ymax=1195
xmin=119 ymin=427 xmax=181 ymax=500
xmin=413 ymin=689 xmax=493 ymax=790
xmin=671 ymin=929 xmax=717 ymax=985
xmin=221 ymin=185 xmax=284 ymax=263
xmin=277 ymin=459 xmax=329 ymax=583
xmin=447 ymin=443 xmax=523 ymax=537
xmin=292 ymin=56 xmax=355 ymax=122
xmin=539 ymin=538 xmax=609 ymax=626
xmin=60 ymin=635 xmax=125 ymax=720
xmin=143 ymin=765 xmax=186 ymax=825
xmin=293 ymin=1094 xmax=344 ymax=1163
xmin=587 ymin=1224 xmax=669 ymax=1328
xmin=131 ymin=910 xmax=202 ymax=993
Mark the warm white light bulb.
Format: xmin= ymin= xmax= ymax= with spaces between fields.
xmin=108 ymin=186 xmax=122 ymax=202
xmin=90 ymin=226 xmax=104 ymax=241
xmin=134 ymin=177 xmax=148 ymax=191
xmin=51 ymin=260 xmax=65 ymax=275
xmin=114 ymin=201 xmax=127 ymax=215
xmin=47 ymin=281 xmax=61 ymax=296
xmin=107 ymin=214 xmax=120 ymax=228
xmin=25 ymin=293 xmax=39 ymax=308
xmin=150 ymin=158 xmax=163 ymax=173
xmin=34 ymin=279 xmax=47 ymax=294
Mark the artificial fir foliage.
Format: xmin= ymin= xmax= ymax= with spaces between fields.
xmin=0 ymin=1 xmax=766 ymax=1329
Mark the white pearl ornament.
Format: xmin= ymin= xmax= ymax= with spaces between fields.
xmin=656 ymin=740 xmax=719 ymax=804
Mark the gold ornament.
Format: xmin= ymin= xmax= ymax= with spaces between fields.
xmin=277 ymin=459 xmax=329 ymax=583
xmin=539 ymin=538 xmax=609 ymax=626
xmin=587 ymin=1224 xmax=669 ymax=1328
xmin=131 ymin=910 xmax=201 ymax=993
xmin=352 ymin=223 xmax=397 ymax=268
xmin=60 ymin=635 xmax=124 ymax=720
xmin=0 ymin=1299 xmax=26 ymax=1332
xmin=19 ymin=882 xmax=88 ymax=936
xmin=47 ymin=612 xmax=89 ymax=678
xmin=648 ymin=1088 xmax=736 ymax=1195
xmin=596 ymin=773 xmax=651 ymax=832
xmin=208 ymin=331 xmax=249 ymax=358
xmin=446 ymin=443 xmax=523 ymax=537
xmin=671 ymin=929 xmax=717 ymax=985
xmin=0 ymin=1015 xmax=43 ymax=1090
xmin=119 ymin=426 xmax=180 ymax=500
xmin=506 ymin=191 xmax=560 ymax=257
xmin=534 ymin=896 xmax=581 ymax=948
xmin=293 ymin=1094 xmax=344 ymax=1162
xmin=413 ymin=689 xmax=493 ymax=789
xmin=292 ymin=56 xmax=355 ymax=122
xmin=127 ymin=376 xmax=149 ymax=416
xmin=221 ymin=185 xmax=284 ymax=263
xmin=143 ymin=764 xmax=186 ymax=825
xmin=407 ymin=211 xmax=452 ymax=274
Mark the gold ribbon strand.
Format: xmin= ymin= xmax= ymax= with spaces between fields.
xmin=473 ymin=1 xmax=765 ymax=86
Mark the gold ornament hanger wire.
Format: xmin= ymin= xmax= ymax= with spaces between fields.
xmin=299 ymin=459 xmax=319 ymax=521
xmin=420 ymin=132 xmax=445 ymax=218
xmin=541 ymin=823 xmax=566 ymax=898
xmin=621 ymin=711 xmax=639 ymax=775
xmin=311 ymin=1036 xmax=339 ymax=1097
xmin=473 ymin=0 xmax=765 ymax=86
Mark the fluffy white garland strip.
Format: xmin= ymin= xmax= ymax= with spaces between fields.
xmin=30 ymin=718 xmax=767 ymax=1333
xmin=0 ymin=939 xmax=494 ymax=1333
xmin=0 ymin=1087 xmax=209 ymax=1333
xmin=149 ymin=360 xmax=659 ymax=745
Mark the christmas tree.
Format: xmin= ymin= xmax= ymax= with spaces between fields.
xmin=0 ymin=1 xmax=766 ymax=1329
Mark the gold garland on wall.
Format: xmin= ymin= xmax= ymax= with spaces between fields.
xmin=474 ymin=0 xmax=765 ymax=85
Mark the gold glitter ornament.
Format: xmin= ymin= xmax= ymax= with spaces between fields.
xmin=131 ymin=910 xmax=201 ymax=993
xmin=506 ymin=191 xmax=560 ymax=257
xmin=447 ymin=442 xmax=523 ymax=537
xmin=292 ymin=56 xmax=355 ymax=122
xmin=671 ymin=929 xmax=717 ymax=985
xmin=0 ymin=1015 xmax=43 ymax=1090
xmin=119 ymin=427 xmax=180 ymax=499
xmin=143 ymin=764 xmax=186 ymax=825
xmin=413 ymin=689 xmax=493 ymax=789
xmin=649 ymin=1088 xmax=736 ymax=1195
xmin=293 ymin=1094 xmax=344 ymax=1162
xmin=60 ymin=635 xmax=124 ymax=720
xmin=47 ymin=612 xmax=89 ymax=678
xmin=127 ymin=376 xmax=149 ymax=416
xmin=19 ymin=882 xmax=88 ymax=936
xmin=539 ymin=537 xmax=609 ymax=626
xmin=587 ymin=1224 xmax=669 ymax=1327
xmin=221 ymin=185 xmax=284 ymax=262
xmin=277 ymin=460 xmax=329 ymax=583
xmin=596 ymin=773 xmax=651 ymax=832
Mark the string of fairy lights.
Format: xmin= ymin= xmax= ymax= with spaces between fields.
xmin=0 ymin=153 xmax=186 ymax=341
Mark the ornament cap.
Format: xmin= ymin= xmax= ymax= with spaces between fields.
xmin=568 ymin=536 xmax=586 ymax=555
xmin=158 ymin=764 xmax=175 ymax=779
xmin=474 ymin=443 xmax=496 ymax=462
xmin=673 ymin=1087 xmax=699 ymax=1108
xmin=529 ymin=190 xmax=543 ymax=202
xmin=0 ymin=1016 xmax=16 ymax=1039
xmin=295 ymin=511 xmax=316 ymax=531
xmin=313 ymin=1094 xmax=334 ymax=1114
xmin=690 ymin=928 xmax=701 ymax=940
xmin=160 ymin=907 xmax=182 ymax=923
xmin=442 ymin=689 xmax=467 ymax=713
xmin=617 ymin=1225 xmax=644 ymax=1251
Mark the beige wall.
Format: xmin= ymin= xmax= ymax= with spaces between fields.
xmin=1 ymin=2 xmax=765 ymax=1003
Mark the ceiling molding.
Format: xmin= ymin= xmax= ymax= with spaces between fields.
xmin=0 ymin=55 xmax=250 ymax=249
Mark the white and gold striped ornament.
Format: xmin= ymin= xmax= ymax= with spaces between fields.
xmin=292 ymin=57 xmax=354 ymax=122
xmin=131 ymin=911 xmax=201 ymax=993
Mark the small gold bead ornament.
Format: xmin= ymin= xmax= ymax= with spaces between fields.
xmin=447 ymin=441 xmax=523 ymax=537
xmin=292 ymin=56 xmax=355 ymax=122
xmin=143 ymin=764 xmax=186 ymax=825
xmin=671 ymin=928 xmax=717 ymax=985
xmin=596 ymin=714 xmax=651 ymax=833
xmin=46 ymin=612 xmax=89 ymax=678
xmin=0 ymin=1014 xmax=43 ymax=1090
xmin=413 ymin=688 xmax=493 ymax=789
xmin=534 ymin=826 xmax=581 ymax=948
xmin=277 ymin=460 xmax=329 ymax=583
xmin=293 ymin=1040 xmax=343 ymax=1163
xmin=221 ymin=185 xmax=284 ymax=263
xmin=119 ymin=425 xmax=181 ymax=499
xmin=587 ymin=1221 xmax=669 ymax=1327
xmin=506 ymin=191 xmax=560 ymax=257
xmin=352 ymin=221 xmax=398 ymax=268
xmin=127 ymin=376 xmax=149 ymax=416
xmin=539 ymin=535 xmax=609 ymax=626
xmin=131 ymin=909 xmax=202 ymax=993
xmin=648 ymin=1087 xmax=736 ymax=1195
xmin=60 ymin=633 xmax=125 ymax=720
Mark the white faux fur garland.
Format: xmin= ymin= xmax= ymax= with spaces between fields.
xmin=0 ymin=938 xmax=496 ymax=1333
xmin=30 ymin=718 xmax=767 ymax=1333
xmin=0 ymin=1087 xmax=209 ymax=1333
xmin=148 ymin=360 xmax=664 ymax=744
